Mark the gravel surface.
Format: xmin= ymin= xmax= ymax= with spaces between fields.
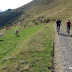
xmin=54 ymin=25 xmax=72 ymax=72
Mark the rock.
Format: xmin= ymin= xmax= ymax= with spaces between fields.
xmin=69 ymin=67 xmax=72 ymax=70
xmin=19 ymin=61 xmax=25 ymax=64
xmin=48 ymin=66 xmax=51 ymax=70
xmin=0 ymin=34 xmax=3 ymax=39
xmin=2 ymin=57 xmax=15 ymax=63
xmin=16 ymin=67 xmax=20 ymax=71
xmin=1 ymin=67 xmax=7 ymax=70
xmin=15 ymin=30 xmax=19 ymax=36
xmin=9 ymin=57 xmax=15 ymax=60
xmin=54 ymin=62 xmax=56 ymax=64
xmin=24 ymin=66 xmax=29 ymax=71
xmin=63 ymin=47 xmax=65 ymax=48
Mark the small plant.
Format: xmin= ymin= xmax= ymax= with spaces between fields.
xmin=52 ymin=19 xmax=56 ymax=21
xmin=44 ymin=19 xmax=50 ymax=23
xmin=35 ymin=22 xmax=38 ymax=25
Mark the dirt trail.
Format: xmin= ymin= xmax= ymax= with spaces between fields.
xmin=54 ymin=24 xmax=72 ymax=72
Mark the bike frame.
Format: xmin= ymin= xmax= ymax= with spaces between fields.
xmin=67 ymin=26 xmax=70 ymax=36
xmin=57 ymin=26 xmax=60 ymax=34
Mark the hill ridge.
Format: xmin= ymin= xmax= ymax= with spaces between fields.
xmin=0 ymin=0 xmax=72 ymax=28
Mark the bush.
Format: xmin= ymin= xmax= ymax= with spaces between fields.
xmin=44 ymin=19 xmax=50 ymax=23
xmin=52 ymin=19 xmax=56 ymax=21
xmin=35 ymin=22 xmax=38 ymax=25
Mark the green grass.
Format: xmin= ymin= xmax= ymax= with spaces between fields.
xmin=0 ymin=25 xmax=44 ymax=59
xmin=0 ymin=23 xmax=54 ymax=72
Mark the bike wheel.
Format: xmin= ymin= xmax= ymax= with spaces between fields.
xmin=67 ymin=28 xmax=70 ymax=36
xmin=57 ymin=27 xmax=60 ymax=35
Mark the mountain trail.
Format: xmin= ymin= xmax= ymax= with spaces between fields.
xmin=54 ymin=24 xmax=72 ymax=72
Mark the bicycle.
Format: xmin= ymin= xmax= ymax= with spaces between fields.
xmin=57 ymin=26 xmax=60 ymax=35
xmin=67 ymin=26 xmax=70 ymax=36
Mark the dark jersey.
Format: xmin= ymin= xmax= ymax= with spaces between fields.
xmin=56 ymin=20 xmax=61 ymax=25
xmin=67 ymin=22 xmax=71 ymax=26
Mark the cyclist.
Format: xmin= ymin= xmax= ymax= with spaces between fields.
xmin=66 ymin=20 xmax=71 ymax=34
xmin=56 ymin=19 xmax=62 ymax=32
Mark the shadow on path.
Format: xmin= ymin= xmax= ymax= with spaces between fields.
xmin=70 ymin=35 xmax=72 ymax=37
xmin=59 ymin=33 xmax=68 ymax=37
xmin=59 ymin=33 xmax=72 ymax=37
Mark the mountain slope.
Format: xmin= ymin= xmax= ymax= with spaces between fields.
xmin=0 ymin=0 xmax=72 ymax=71
xmin=0 ymin=0 xmax=54 ymax=28
xmin=0 ymin=0 xmax=72 ymax=28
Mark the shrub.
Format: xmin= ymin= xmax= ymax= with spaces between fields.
xmin=44 ymin=19 xmax=50 ymax=23
xmin=35 ymin=22 xmax=38 ymax=25
xmin=52 ymin=19 xmax=56 ymax=21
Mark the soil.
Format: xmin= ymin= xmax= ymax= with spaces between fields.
xmin=54 ymin=24 xmax=72 ymax=72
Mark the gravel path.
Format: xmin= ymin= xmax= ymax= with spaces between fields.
xmin=54 ymin=25 xmax=72 ymax=72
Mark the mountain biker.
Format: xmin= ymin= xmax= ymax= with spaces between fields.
xmin=56 ymin=19 xmax=62 ymax=32
xmin=66 ymin=20 xmax=71 ymax=32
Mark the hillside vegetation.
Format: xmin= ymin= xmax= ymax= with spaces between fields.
xmin=0 ymin=0 xmax=72 ymax=72
xmin=0 ymin=0 xmax=72 ymax=28
xmin=0 ymin=23 xmax=54 ymax=72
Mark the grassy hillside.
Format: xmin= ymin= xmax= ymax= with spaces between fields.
xmin=0 ymin=25 xmax=44 ymax=59
xmin=0 ymin=0 xmax=52 ymax=28
xmin=0 ymin=23 xmax=54 ymax=72
xmin=0 ymin=0 xmax=72 ymax=71
xmin=10 ymin=0 xmax=72 ymax=27
xmin=1 ymin=0 xmax=72 ymax=28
